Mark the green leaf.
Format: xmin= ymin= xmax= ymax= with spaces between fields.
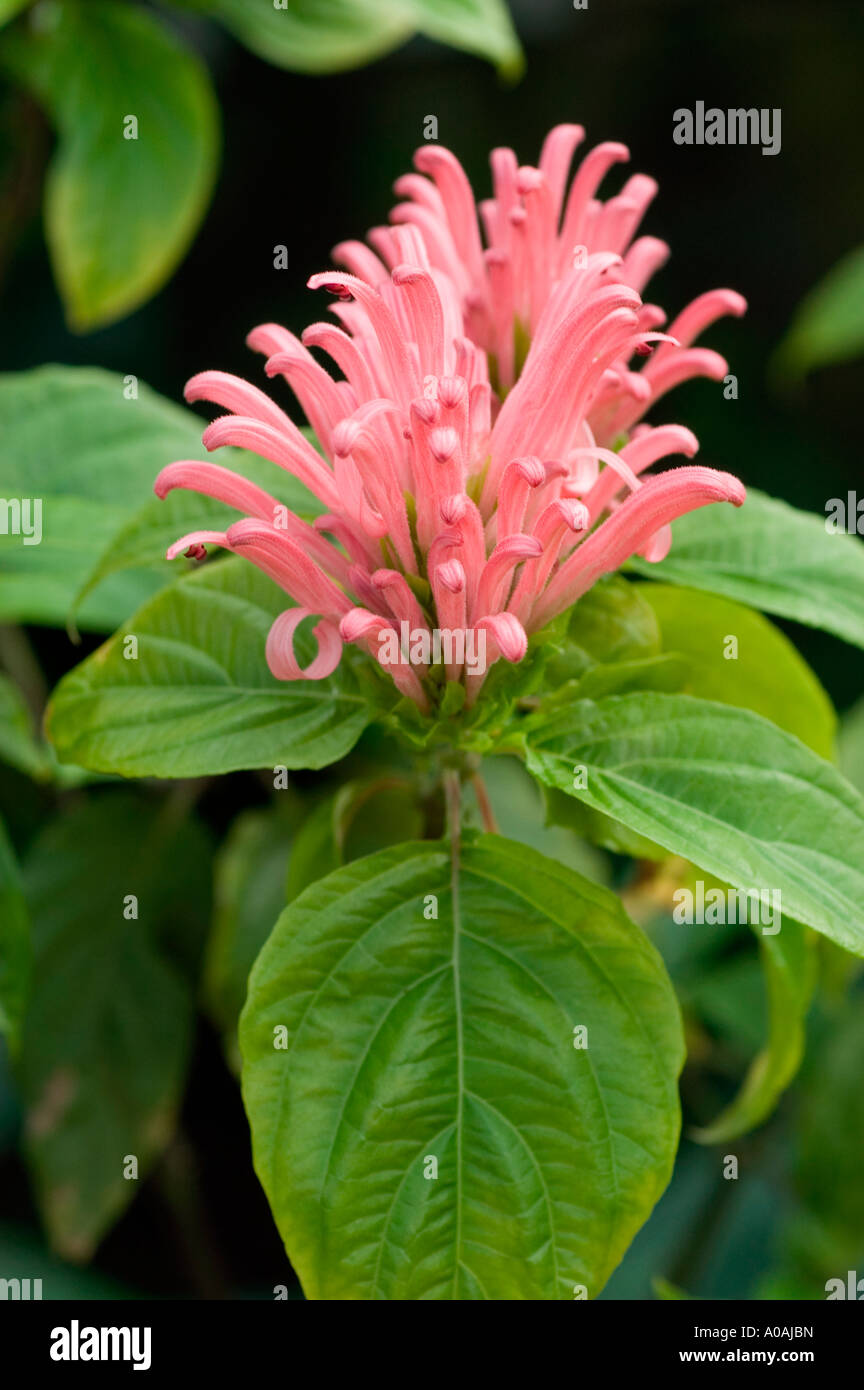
xmin=773 ymin=245 xmax=864 ymax=379
xmin=628 ymin=489 xmax=864 ymax=651
xmin=174 ymin=0 xmax=522 ymax=76
xmin=283 ymin=795 xmax=341 ymax=902
xmin=0 ymin=814 xmax=30 ymax=1048
xmin=17 ymin=792 xmax=211 ymax=1259
xmin=409 ymin=0 xmax=523 ymax=76
xmin=546 ymin=574 xmax=661 ymax=687
xmin=0 ymin=366 xmax=220 ymax=631
xmin=639 ymin=585 xmax=836 ymax=759
xmin=240 ymin=835 xmax=683 ymax=1300
xmin=692 ymin=919 xmax=816 ymax=1144
xmin=523 ymin=693 xmax=864 ymax=956
xmin=538 ymin=578 xmax=673 ymax=858
xmin=73 ymin=452 xmax=320 ymax=621
xmin=46 ymin=557 xmax=372 ymax=777
xmin=286 ymin=778 xmax=426 ymax=898
xmin=1 ymin=0 xmax=219 ymax=330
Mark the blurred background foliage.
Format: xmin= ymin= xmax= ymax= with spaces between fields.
xmin=0 ymin=0 xmax=863 ymax=1298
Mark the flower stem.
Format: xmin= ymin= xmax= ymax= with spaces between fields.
xmin=471 ymin=773 xmax=499 ymax=834
xmin=443 ymin=767 xmax=462 ymax=849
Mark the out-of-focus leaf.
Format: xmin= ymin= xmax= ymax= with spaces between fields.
xmin=18 ymin=791 xmax=211 ymax=1260
xmin=1 ymin=0 xmax=218 ymax=330
xmin=204 ymin=799 xmax=300 ymax=1062
xmin=838 ymin=696 xmax=864 ymax=796
xmin=0 ymin=1222 xmax=134 ymax=1298
xmin=0 ymin=365 xmax=316 ymax=633
xmin=241 ymin=835 xmax=683 ymax=1299
xmin=773 ymin=245 xmax=864 ymax=379
xmin=0 ymin=814 xmax=30 ymax=1049
xmin=47 ymin=559 xmax=372 ymax=777
xmin=0 ymin=673 xmax=50 ymax=781
xmin=208 ymin=778 xmax=425 ymax=1068
xmin=409 ymin=0 xmax=523 ymax=75
xmin=692 ymin=920 xmax=816 ymax=1144
xmin=629 ymin=490 xmax=864 ymax=652
xmin=790 ymin=1001 xmax=864 ymax=1278
xmin=546 ymin=574 xmax=661 ymax=687
xmin=652 ymin=1275 xmax=695 ymax=1300
xmin=74 ymin=451 xmax=319 ymax=620
xmin=285 ymin=777 xmax=425 ymax=900
xmin=173 ymin=0 xmax=522 ymax=76
xmin=479 ymin=754 xmax=609 ymax=885
xmin=640 ymin=585 xmax=836 ymax=759
xmin=0 ymin=367 xmax=215 ymax=631
xmin=0 ymin=0 xmax=29 ymax=29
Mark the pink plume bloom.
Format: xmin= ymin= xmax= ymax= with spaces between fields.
xmin=155 ymin=124 xmax=746 ymax=711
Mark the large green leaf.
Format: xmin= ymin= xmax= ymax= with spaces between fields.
xmin=0 ymin=814 xmax=30 ymax=1048
xmin=639 ymin=585 xmax=836 ymax=759
xmin=1 ymin=0 xmax=218 ymax=330
xmin=46 ymin=558 xmax=372 ymax=777
xmin=692 ymin=919 xmax=816 ymax=1144
xmin=628 ymin=489 xmax=864 ymax=651
xmin=240 ymin=835 xmax=683 ymax=1300
xmin=523 ymin=693 xmax=864 ymax=956
xmin=17 ymin=792 xmax=211 ymax=1259
xmin=174 ymin=0 xmax=521 ymax=76
xmin=773 ymin=245 xmax=864 ymax=379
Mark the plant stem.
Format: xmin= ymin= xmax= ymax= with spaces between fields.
xmin=471 ymin=772 xmax=498 ymax=834
xmin=443 ymin=767 xmax=462 ymax=849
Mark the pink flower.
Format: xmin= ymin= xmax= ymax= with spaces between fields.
xmin=156 ymin=124 xmax=746 ymax=713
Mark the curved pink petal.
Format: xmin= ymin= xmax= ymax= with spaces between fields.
xmin=265 ymin=608 xmax=343 ymax=681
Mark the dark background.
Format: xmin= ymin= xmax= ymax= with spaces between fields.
xmin=1 ymin=0 xmax=863 ymax=1300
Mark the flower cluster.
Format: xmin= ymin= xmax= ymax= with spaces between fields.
xmin=156 ymin=124 xmax=746 ymax=712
